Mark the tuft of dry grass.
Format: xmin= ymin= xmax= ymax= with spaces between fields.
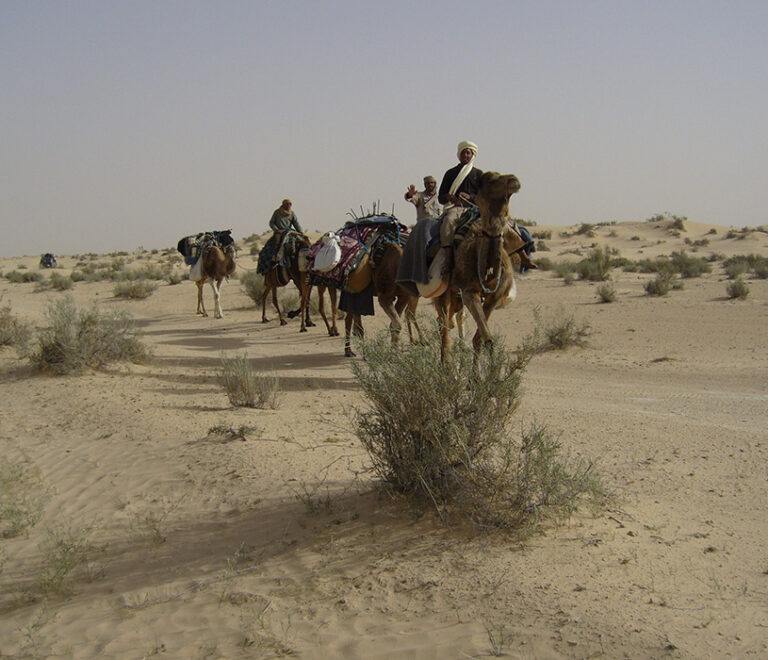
xmin=726 ymin=278 xmax=749 ymax=300
xmin=113 ymin=279 xmax=158 ymax=299
xmin=219 ymin=352 xmax=281 ymax=408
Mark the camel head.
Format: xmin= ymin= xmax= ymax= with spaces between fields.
xmin=475 ymin=172 xmax=521 ymax=232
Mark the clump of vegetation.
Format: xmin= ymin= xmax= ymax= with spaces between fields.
xmin=0 ymin=303 xmax=33 ymax=351
xmin=553 ymin=261 xmax=578 ymax=280
xmin=219 ymin=352 xmax=280 ymax=408
xmin=726 ymin=278 xmax=749 ymax=300
xmin=596 ymin=282 xmax=616 ymax=303
xmin=532 ymin=256 xmax=552 ymax=271
xmin=644 ymin=272 xmax=683 ymax=296
xmin=5 ymin=270 xmax=44 ymax=284
xmin=669 ymin=251 xmax=711 ymax=278
xmin=350 ymin=332 xmax=602 ymax=533
xmin=241 ymin=270 xmax=266 ymax=305
xmin=29 ymin=296 xmax=150 ymax=374
xmin=723 ymin=254 xmax=768 ymax=279
xmin=34 ymin=272 xmax=74 ymax=292
xmin=575 ymin=223 xmax=596 ymax=237
xmin=0 ymin=456 xmax=47 ymax=539
xmin=536 ymin=240 xmax=549 ymax=252
xmin=531 ymin=230 xmax=551 ymax=240
xmin=113 ymin=279 xmax=158 ymax=299
xmin=520 ymin=307 xmax=591 ymax=353
xmin=36 ymin=524 xmax=95 ymax=595
xmin=576 ymin=246 xmax=613 ymax=281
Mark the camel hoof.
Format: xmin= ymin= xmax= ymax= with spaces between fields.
xmin=300 ymin=327 xmax=307 ymax=333
xmin=262 ymin=318 xmax=269 ymax=324
xmin=345 ymin=350 xmax=356 ymax=358
xmin=306 ymin=320 xmax=316 ymax=327
xmin=280 ymin=319 xmax=288 ymax=326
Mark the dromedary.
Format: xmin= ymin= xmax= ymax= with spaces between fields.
xmin=434 ymin=171 xmax=522 ymax=360
xmin=197 ymin=242 xmax=236 ymax=319
xmin=260 ymin=231 xmax=315 ymax=332
xmin=304 ymin=236 xmax=422 ymax=356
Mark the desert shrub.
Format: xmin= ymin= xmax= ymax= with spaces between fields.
xmin=575 ymin=223 xmax=596 ymax=236
xmin=532 ymin=256 xmax=552 ymax=271
xmin=754 ymin=260 xmax=768 ymax=279
xmin=219 ymin=352 xmax=280 ymax=408
xmin=113 ymin=279 xmax=158 ymax=299
xmin=34 ymin=272 xmax=73 ymax=292
xmin=36 ymin=524 xmax=94 ymax=595
xmin=596 ymin=282 xmax=616 ymax=303
xmin=723 ymin=258 xmax=749 ymax=279
xmin=0 ymin=304 xmax=32 ymax=351
xmin=609 ymin=256 xmax=633 ymax=270
xmin=644 ymin=273 xmax=675 ymax=296
xmin=576 ymin=246 xmax=612 ymax=282
xmin=536 ymin=240 xmax=549 ymax=252
xmin=670 ymin=251 xmax=711 ymax=278
xmin=636 ymin=257 xmax=672 ymax=274
xmin=531 ymin=230 xmax=551 ymax=240
xmin=249 ymin=243 xmax=261 ymax=256
xmin=241 ymin=270 xmax=266 ymax=305
xmin=29 ymin=296 xmax=150 ymax=374
xmin=562 ymin=272 xmax=575 ymax=286
xmin=0 ymin=456 xmax=47 ymax=538
xmin=707 ymin=228 xmax=717 ymax=235
xmin=553 ymin=261 xmax=578 ymax=279
xmin=5 ymin=270 xmax=43 ymax=284
xmin=671 ymin=216 xmax=686 ymax=231
xmin=351 ymin=333 xmax=601 ymax=532
xmin=520 ymin=307 xmax=591 ymax=353
xmin=167 ymin=271 xmax=184 ymax=285
xmin=726 ymin=278 xmax=749 ymax=300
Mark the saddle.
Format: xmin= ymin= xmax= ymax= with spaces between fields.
xmin=307 ymin=214 xmax=409 ymax=293
xmin=178 ymin=230 xmax=234 ymax=265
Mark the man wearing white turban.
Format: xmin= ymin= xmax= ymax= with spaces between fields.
xmin=437 ymin=141 xmax=483 ymax=268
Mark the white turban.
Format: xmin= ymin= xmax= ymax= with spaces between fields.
xmin=457 ymin=141 xmax=478 ymax=158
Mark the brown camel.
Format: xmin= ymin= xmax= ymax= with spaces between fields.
xmin=260 ymin=232 xmax=315 ymax=332
xmin=434 ymin=171 xmax=522 ymax=360
xmin=306 ymin=242 xmax=422 ymax=356
xmin=196 ymin=243 xmax=236 ymax=319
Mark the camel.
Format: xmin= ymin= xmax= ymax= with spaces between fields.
xmin=303 ymin=228 xmax=422 ymax=356
xmin=260 ymin=231 xmax=315 ymax=332
xmin=434 ymin=171 xmax=522 ymax=360
xmin=196 ymin=242 xmax=236 ymax=319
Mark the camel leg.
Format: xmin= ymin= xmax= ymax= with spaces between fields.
xmin=210 ymin=278 xmax=223 ymax=319
xmin=403 ymin=297 xmax=424 ymax=344
xmin=464 ymin=292 xmax=493 ymax=352
xmin=379 ymin=296 xmax=403 ymax=345
xmin=434 ymin=294 xmax=451 ymax=362
xmin=272 ymin=287 xmax=286 ymax=326
xmin=197 ymin=279 xmax=207 ymax=317
xmin=297 ymin=276 xmax=314 ymax=330
xmin=344 ymin=313 xmax=363 ymax=357
xmin=261 ymin=283 xmax=271 ymax=323
xmin=316 ymin=286 xmax=332 ymax=336
xmin=329 ymin=288 xmax=339 ymax=336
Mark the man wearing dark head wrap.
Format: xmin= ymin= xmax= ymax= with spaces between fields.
xmin=258 ymin=199 xmax=304 ymax=274
xmin=404 ymin=175 xmax=442 ymax=221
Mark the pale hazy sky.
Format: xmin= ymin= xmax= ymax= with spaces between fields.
xmin=2 ymin=1 xmax=766 ymax=257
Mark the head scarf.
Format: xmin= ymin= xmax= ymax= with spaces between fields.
xmin=456 ymin=141 xmax=478 ymax=159
xmin=449 ymin=141 xmax=478 ymax=198
xmin=423 ymin=175 xmax=436 ymax=184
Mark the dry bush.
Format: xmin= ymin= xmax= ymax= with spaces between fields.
xmin=596 ymin=282 xmax=617 ymax=303
xmin=351 ymin=332 xmax=602 ymax=534
xmin=113 ymin=279 xmax=158 ymax=299
xmin=29 ymin=296 xmax=150 ymax=374
xmin=519 ymin=307 xmax=591 ymax=354
xmin=577 ymin=246 xmax=613 ymax=281
xmin=644 ymin=272 xmax=683 ymax=296
xmin=0 ymin=303 xmax=32 ymax=351
xmin=726 ymin=278 xmax=749 ymax=300
xmin=0 ymin=456 xmax=47 ymax=539
xmin=5 ymin=270 xmax=43 ymax=284
xmin=670 ymin=250 xmax=711 ymax=278
xmin=241 ymin=270 xmax=266 ymax=305
xmin=219 ymin=352 xmax=280 ymax=408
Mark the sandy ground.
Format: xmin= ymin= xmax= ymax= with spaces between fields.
xmin=1 ymin=219 xmax=766 ymax=659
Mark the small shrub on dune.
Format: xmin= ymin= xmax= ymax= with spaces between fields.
xmin=34 ymin=272 xmax=74 ymax=292
xmin=167 ymin=271 xmax=184 ymax=285
xmin=723 ymin=258 xmax=749 ymax=279
xmin=29 ymin=296 xmax=150 ymax=374
xmin=350 ymin=332 xmax=602 ymax=533
xmin=726 ymin=278 xmax=749 ymax=300
xmin=596 ymin=282 xmax=616 ymax=303
xmin=670 ymin=251 xmax=711 ymax=278
xmin=219 ymin=352 xmax=280 ymax=408
xmin=576 ymin=246 xmax=613 ymax=281
xmin=644 ymin=272 xmax=679 ymax=296
xmin=532 ymin=256 xmax=552 ymax=271
xmin=553 ymin=261 xmax=578 ymax=280
xmin=5 ymin=270 xmax=43 ymax=284
xmin=520 ymin=307 xmax=591 ymax=354
xmin=241 ymin=270 xmax=266 ymax=305
xmin=0 ymin=304 xmax=32 ymax=352
xmin=113 ymin=279 xmax=158 ymax=299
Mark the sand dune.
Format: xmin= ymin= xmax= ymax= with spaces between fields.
xmin=1 ymin=219 xmax=766 ymax=659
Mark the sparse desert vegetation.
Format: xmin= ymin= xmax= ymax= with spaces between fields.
xmin=0 ymin=219 xmax=766 ymax=658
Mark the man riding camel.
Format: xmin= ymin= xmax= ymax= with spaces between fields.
xmin=258 ymin=199 xmax=304 ymax=274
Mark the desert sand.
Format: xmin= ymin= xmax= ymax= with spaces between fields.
xmin=1 ymin=218 xmax=766 ymax=659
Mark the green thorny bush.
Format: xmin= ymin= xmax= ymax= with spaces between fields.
xmin=30 ymin=296 xmax=151 ymax=374
xmin=350 ymin=330 xmax=603 ymax=535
